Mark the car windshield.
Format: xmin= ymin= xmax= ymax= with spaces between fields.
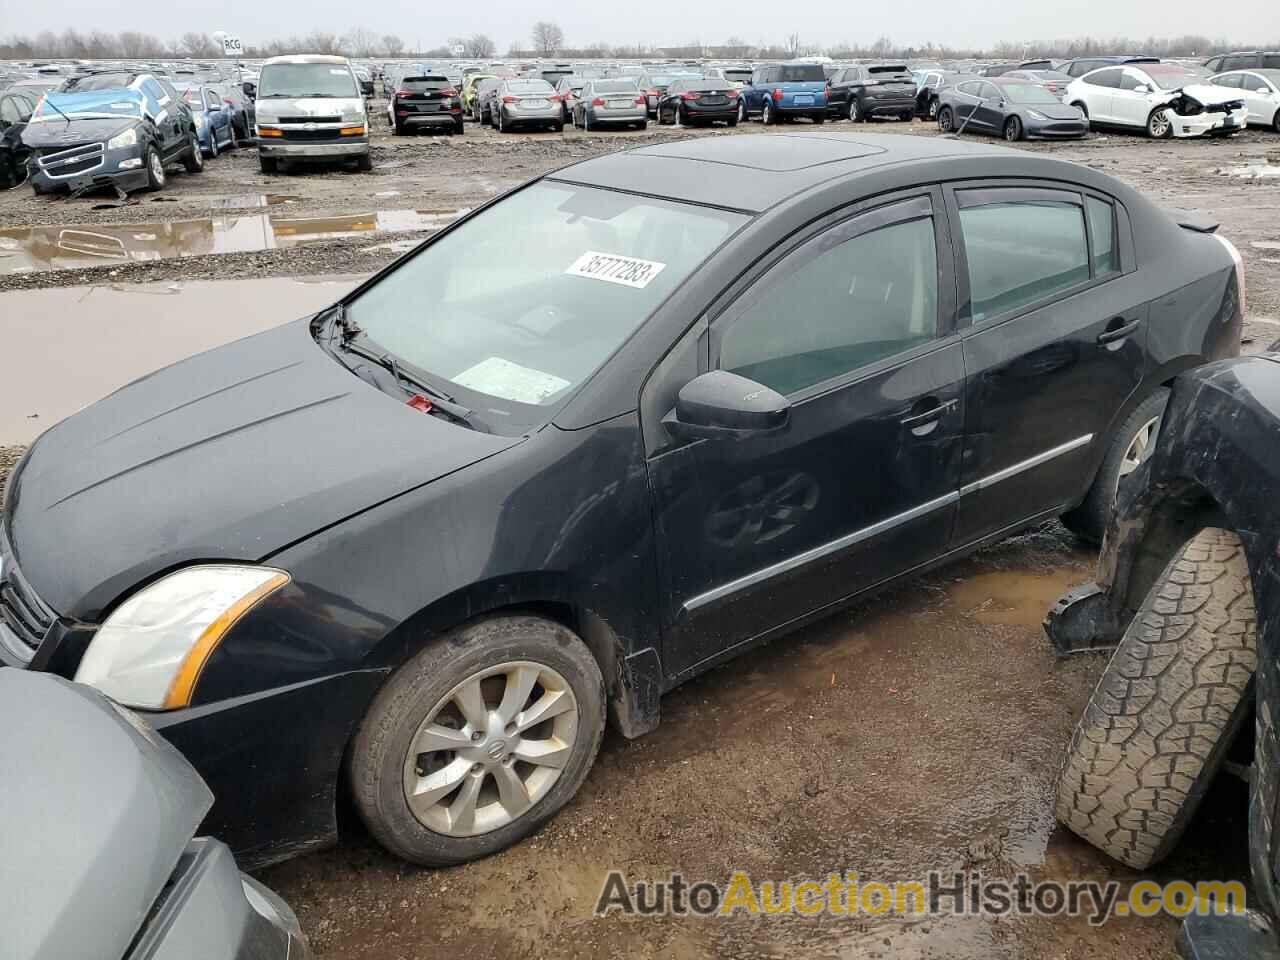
xmin=344 ymin=182 xmax=747 ymax=427
xmin=1028 ymin=70 xmax=1072 ymax=82
xmin=778 ymin=64 xmax=825 ymax=82
xmin=32 ymin=91 xmax=143 ymax=121
xmin=594 ymin=81 xmax=636 ymax=93
xmin=507 ymin=80 xmax=552 ymax=93
xmin=257 ymin=63 xmax=357 ymax=98
xmin=1141 ymin=66 xmax=1198 ymax=90
xmin=999 ymin=83 xmax=1061 ymax=104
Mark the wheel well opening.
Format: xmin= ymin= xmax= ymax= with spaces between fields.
xmin=1122 ymin=481 xmax=1228 ymax=615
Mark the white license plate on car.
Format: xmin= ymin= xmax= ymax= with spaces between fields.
xmin=523 ymin=99 xmax=547 ymax=108
xmin=795 ymin=95 xmax=813 ymax=105
xmin=607 ymin=99 xmax=630 ymax=108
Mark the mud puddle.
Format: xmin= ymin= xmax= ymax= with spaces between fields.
xmin=0 ymin=274 xmax=360 ymax=444
xmin=0 ymin=208 xmax=465 ymax=275
xmin=946 ymin=567 xmax=1084 ymax=627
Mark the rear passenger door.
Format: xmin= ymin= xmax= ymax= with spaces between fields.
xmin=949 ymin=185 xmax=1145 ymax=545
xmin=1082 ymin=68 xmax=1122 ymax=122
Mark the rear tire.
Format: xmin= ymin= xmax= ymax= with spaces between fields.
xmin=350 ymin=615 xmax=606 ymax=866
xmin=259 ymin=155 xmax=277 ymax=174
xmin=1062 ymin=388 xmax=1170 ymax=544
xmin=1272 ymin=108 xmax=1280 ymax=133
xmin=812 ymin=114 xmax=825 ymax=124
xmin=1055 ymin=527 xmax=1257 ymax=869
xmin=727 ymin=116 xmax=737 ymax=128
xmin=181 ymin=133 xmax=203 ymax=173
xmin=937 ymin=106 xmax=954 ymax=132
xmin=454 ymin=118 xmax=465 ymax=136
xmin=762 ymin=100 xmax=775 ymax=125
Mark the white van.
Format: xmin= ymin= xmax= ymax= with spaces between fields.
xmin=254 ymin=54 xmax=370 ymax=173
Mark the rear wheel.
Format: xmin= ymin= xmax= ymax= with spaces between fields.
xmin=1055 ymin=528 xmax=1257 ymax=869
xmin=737 ymin=99 xmax=747 ymax=123
xmin=350 ymin=615 xmax=606 ymax=865
xmin=552 ymin=121 xmax=563 ymax=133
xmin=181 ymin=133 xmax=203 ymax=173
xmin=937 ymin=106 xmax=954 ymax=132
xmin=727 ymin=116 xmax=737 ymax=128
xmin=1062 ymin=387 xmax=1170 ymax=543
xmin=927 ymin=98 xmax=938 ymax=119
xmin=259 ymin=155 xmax=277 ymax=174
xmin=454 ymin=118 xmax=465 ymax=136
xmin=812 ymin=114 xmax=825 ymax=124
xmin=1004 ymin=115 xmax=1023 ymax=141
xmin=1272 ymin=108 xmax=1280 ymax=133
xmin=1147 ymin=107 xmax=1173 ymax=139
xmin=762 ymin=100 xmax=775 ymax=125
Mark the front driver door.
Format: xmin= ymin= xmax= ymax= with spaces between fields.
xmin=974 ymin=81 xmax=1006 ymax=130
xmin=646 ymin=191 xmax=965 ymax=680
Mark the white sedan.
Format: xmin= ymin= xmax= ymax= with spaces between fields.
xmin=1208 ymin=68 xmax=1280 ymax=132
xmin=1065 ymin=62 xmax=1250 ymax=138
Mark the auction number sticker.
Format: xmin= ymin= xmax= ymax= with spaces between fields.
xmin=566 ymin=251 xmax=666 ymax=289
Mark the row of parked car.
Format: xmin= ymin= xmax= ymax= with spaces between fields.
xmin=0 ymin=66 xmax=257 ymax=193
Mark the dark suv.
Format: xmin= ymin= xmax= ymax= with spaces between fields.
xmin=827 ymin=63 xmax=917 ymax=122
xmin=1203 ymin=50 xmax=1280 ymax=72
xmin=1062 ymin=55 xmax=1160 ymax=78
xmin=21 ymin=73 xmax=202 ymax=195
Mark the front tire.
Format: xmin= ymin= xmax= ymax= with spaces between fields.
xmin=259 ymin=155 xmax=277 ymax=174
xmin=1062 ymin=387 xmax=1169 ymax=543
xmin=1272 ymin=108 xmax=1280 ymax=133
xmin=1004 ymin=116 xmax=1023 ymax=141
xmin=143 ymin=146 xmax=165 ymax=190
xmin=1147 ymin=107 xmax=1174 ymax=139
xmin=350 ymin=615 xmax=606 ymax=865
xmin=847 ymin=98 xmax=861 ymax=122
xmin=355 ymin=153 xmax=373 ymax=172
xmin=1055 ymin=527 xmax=1257 ymax=869
xmin=207 ymin=131 xmax=219 ymax=158
xmin=937 ymin=106 xmax=954 ymax=133
xmin=737 ymin=99 xmax=746 ymax=123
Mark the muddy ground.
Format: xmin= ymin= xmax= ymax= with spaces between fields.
xmin=1 ymin=106 xmax=1275 ymax=959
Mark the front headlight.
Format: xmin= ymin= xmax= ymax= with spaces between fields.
xmin=75 ymin=565 xmax=289 ymax=710
xmin=106 ymin=127 xmax=138 ymax=150
xmin=1027 ymin=110 xmax=1047 ymax=121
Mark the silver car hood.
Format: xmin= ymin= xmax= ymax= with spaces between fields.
xmin=0 ymin=671 xmax=212 ymax=960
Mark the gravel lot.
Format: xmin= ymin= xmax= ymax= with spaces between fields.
xmin=2 ymin=106 xmax=1275 ymax=959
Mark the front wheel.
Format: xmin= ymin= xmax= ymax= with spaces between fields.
xmin=1272 ymin=108 xmax=1280 ymax=133
xmin=737 ymin=100 xmax=747 ymax=123
xmin=937 ymin=106 xmax=954 ymax=133
xmin=1147 ymin=107 xmax=1173 ymax=139
xmin=143 ymin=146 xmax=165 ymax=190
xmin=259 ymin=155 xmax=277 ymax=174
xmin=1056 ymin=527 xmax=1257 ymax=869
xmin=350 ymin=615 xmax=606 ymax=865
xmin=1004 ymin=115 xmax=1023 ymax=141
xmin=927 ymin=98 xmax=938 ymax=119
xmin=1061 ymin=387 xmax=1169 ymax=543
xmin=207 ymin=131 xmax=219 ymax=158
xmin=355 ymin=153 xmax=373 ymax=172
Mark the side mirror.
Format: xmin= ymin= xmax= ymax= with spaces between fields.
xmin=242 ymin=82 xmax=256 ymax=99
xmin=1133 ymin=84 xmax=1149 ymax=94
xmin=663 ymin=370 xmax=790 ymax=441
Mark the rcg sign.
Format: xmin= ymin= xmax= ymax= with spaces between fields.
xmin=221 ymin=35 xmax=243 ymax=57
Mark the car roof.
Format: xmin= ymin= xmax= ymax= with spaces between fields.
xmin=550 ymin=133 xmax=1027 ymax=214
xmin=262 ymin=54 xmax=349 ymax=66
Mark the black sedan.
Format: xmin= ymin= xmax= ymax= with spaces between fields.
xmin=0 ymin=134 xmax=1243 ymax=868
xmin=937 ymin=77 xmax=1089 ymax=140
xmin=0 ymin=89 xmax=37 ymax=187
xmin=655 ymin=77 xmax=740 ymax=126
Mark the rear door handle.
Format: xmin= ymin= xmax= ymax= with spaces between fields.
xmin=1097 ymin=317 xmax=1142 ymax=344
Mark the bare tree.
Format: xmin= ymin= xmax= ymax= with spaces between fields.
xmin=118 ymin=31 xmax=150 ymax=58
xmin=465 ymin=33 xmax=496 ymax=58
xmin=303 ymin=31 xmax=341 ymax=55
xmin=342 ymin=27 xmax=378 ymax=57
xmin=531 ymin=21 xmax=564 ymax=57
xmin=179 ymin=31 xmax=217 ymax=58
xmin=381 ymin=34 xmax=406 ymax=57
xmin=721 ymin=35 xmax=750 ymax=59
xmin=785 ymin=32 xmax=801 ymax=57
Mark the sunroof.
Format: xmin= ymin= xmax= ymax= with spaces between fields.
xmin=634 ymin=135 xmax=885 ymax=172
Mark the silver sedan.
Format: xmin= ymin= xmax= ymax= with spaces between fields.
xmin=494 ymin=79 xmax=563 ymax=133
xmin=572 ymin=79 xmax=648 ymax=130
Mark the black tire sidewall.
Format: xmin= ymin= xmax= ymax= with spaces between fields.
xmin=351 ymin=616 xmax=606 ymax=865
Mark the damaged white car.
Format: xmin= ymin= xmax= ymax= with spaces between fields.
xmin=1066 ymin=62 xmax=1249 ymax=138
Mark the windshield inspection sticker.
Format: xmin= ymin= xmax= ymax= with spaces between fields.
xmin=566 ymin=251 xmax=666 ymax=289
xmin=453 ymin=357 xmax=571 ymax=405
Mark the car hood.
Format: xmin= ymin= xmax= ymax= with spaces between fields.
xmin=22 ymin=117 xmax=137 ymax=148
xmin=0 ymin=670 xmax=211 ymax=960
xmin=1021 ymin=102 xmax=1084 ymax=120
xmin=6 ymin=319 xmax=521 ymax=619
xmin=1164 ymin=83 xmax=1243 ymax=107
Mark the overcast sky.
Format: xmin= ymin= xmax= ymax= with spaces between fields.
xmin=5 ymin=0 xmax=1279 ymax=52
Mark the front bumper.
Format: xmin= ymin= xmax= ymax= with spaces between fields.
xmin=28 ymin=142 xmax=153 ymax=194
xmin=1026 ymin=118 xmax=1090 ymax=139
xmin=257 ymin=139 xmax=369 ymax=159
xmin=148 ymin=668 xmax=388 ymax=868
xmin=1173 ymin=107 xmax=1249 ymax=137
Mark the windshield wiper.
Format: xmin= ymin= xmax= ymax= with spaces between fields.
xmin=341 ymin=334 xmax=481 ymax=430
xmin=42 ymin=99 xmax=72 ymax=125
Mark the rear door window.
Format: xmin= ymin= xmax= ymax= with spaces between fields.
xmin=957 ymin=190 xmax=1090 ymax=323
xmin=1213 ymin=73 xmax=1243 ymax=88
xmin=1088 ymin=68 xmax=1123 ymax=88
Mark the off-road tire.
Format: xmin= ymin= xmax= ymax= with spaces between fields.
xmin=1055 ymin=527 xmax=1258 ymax=869
xmin=1062 ymin=387 xmax=1170 ymax=544
xmin=350 ymin=615 xmax=606 ymax=865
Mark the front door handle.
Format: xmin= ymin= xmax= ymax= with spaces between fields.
xmin=1097 ymin=317 xmax=1142 ymax=345
xmin=900 ymin=397 xmax=958 ymax=434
